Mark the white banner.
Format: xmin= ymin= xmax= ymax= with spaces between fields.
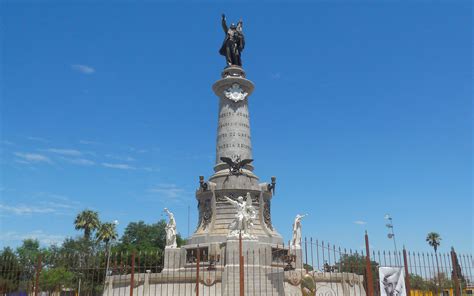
xmin=379 ymin=267 xmax=406 ymax=296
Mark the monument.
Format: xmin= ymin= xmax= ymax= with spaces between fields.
xmin=104 ymin=15 xmax=367 ymax=296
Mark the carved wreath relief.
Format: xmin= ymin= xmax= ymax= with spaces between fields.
xmin=202 ymin=199 xmax=212 ymax=229
xmin=263 ymin=199 xmax=273 ymax=230
xmin=224 ymin=83 xmax=248 ymax=102
xmin=198 ymin=198 xmax=212 ymax=230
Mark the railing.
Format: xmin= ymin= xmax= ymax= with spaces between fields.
xmin=1 ymin=234 xmax=472 ymax=296
xmin=301 ymin=234 xmax=473 ymax=296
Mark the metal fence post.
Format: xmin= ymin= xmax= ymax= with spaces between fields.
xmin=451 ymin=249 xmax=460 ymax=296
xmin=403 ymin=248 xmax=411 ymax=296
xmin=239 ymin=232 xmax=244 ymax=296
xmin=34 ymin=254 xmax=42 ymax=296
xmin=305 ymin=237 xmax=308 ymax=272
xmin=196 ymin=245 xmax=200 ymax=296
xmin=365 ymin=231 xmax=374 ymax=296
xmin=130 ymin=252 xmax=135 ymax=296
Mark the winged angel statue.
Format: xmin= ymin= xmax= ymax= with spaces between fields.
xmin=224 ymin=193 xmax=257 ymax=239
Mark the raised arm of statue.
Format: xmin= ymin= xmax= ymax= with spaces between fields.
xmin=239 ymin=33 xmax=245 ymax=50
xmin=297 ymin=214 xmax=308 ymax=221
xmin=221 ymin=14 xmax=228 ymax=33
xmin=164 ymin=208 xmax=176 ymax=225
xmin=224 ymin=196 xmax=238 ymax=206
xmin=237 ymin=18 xmax=243 ymax=33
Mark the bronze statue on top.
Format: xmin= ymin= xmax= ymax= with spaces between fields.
xmin=219 ymin=14 xmax=245 ymax=67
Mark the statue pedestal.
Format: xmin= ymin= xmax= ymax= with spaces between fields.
xmin=163 ymin=247 xmax=183 ymax=271
xmin=224 ymin=238 xmax=260 ymax=265
xmin=222 ymin=239 xmax=283 ymax=295
xmin=211 ymin=66 xmax=255 ymax=174
xmin=289 ymin=246 xmax=304 ymax=270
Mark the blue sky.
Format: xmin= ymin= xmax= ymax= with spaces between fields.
xmin=0 ymin=1 xmax=472 ymax=254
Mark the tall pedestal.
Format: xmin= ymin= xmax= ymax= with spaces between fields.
xmin=212 ymin=67 xmax=255 ymax=173
xmin=222 ymin=239 xmax=284 ymax=296
xmin=187 ymin=66 xmax=283 ymax=247
xmin=162 ymin=248 xmax=184 ymax=271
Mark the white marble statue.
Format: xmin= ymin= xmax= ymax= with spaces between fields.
xmin=224 ymin=192 xmax=257 ymax=239
xmin=291 ymin=214 xmax=308 ymax=248
xmin=164 ymin=208 xmax=177 ymax=248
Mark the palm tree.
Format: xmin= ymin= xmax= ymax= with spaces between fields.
xmin=426 ymin=232 xmax=441 ymax=253
xmin=426 ymin=232 xmax=442 ymax=288
xmin=96 ymin=221 xmax=118 ymax=278
xmin=74 ymin=210 xmax=100 ymax=240
xmin=96 ymin=222 xmax=118 ymax=246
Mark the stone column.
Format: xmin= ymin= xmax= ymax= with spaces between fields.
xmin=223 ymin=239 xmax=261 ymax=295
xmin=212 ymin=67 xmax=255 ymax=173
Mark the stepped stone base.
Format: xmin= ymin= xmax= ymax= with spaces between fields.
xmin=104 ymin=241 xmax=367 ymax=296
xmin=104 ymin=270 xmax=366 ymax=296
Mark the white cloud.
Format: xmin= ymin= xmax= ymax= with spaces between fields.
xmin=102 ymin=162 xmax=136 ymax=170
xmin=14 ymin=152 xmax=51 ymax=164
xmin=63 ymin=158 xmax=95 ymax=166
xmin=79 ymin=140 xmax=99 ymax=145
xmin=128 ymin=147 xmax=147 ymax=153
xmin=354 ymin=220 xmax=367 ymax=225
xmin=142 ymin=167 xmax=160 ymax=172
xmin=71 ymin=64 xmax=95 ymax=74
xmin=26 ymin=136 xmax=49 ymax=143
xmin=36 ymin=192 xmax=79 ymax=204
xmin=0 ymin=230 xmax=65 ymax=246
xmin=45 ymin=148 xmax=82 ymax=156
xmin=0 ymin=204 xmax=56 ymax=215
xmin=105 ymin=154 xmax=135 ymax=162
xmin=148 ymin=184 xmax=186 ymax=200
xmin=1 ymin=140 xmax=14 ymax=145
xmin=0 ymin=193 xmax=79 ymax=216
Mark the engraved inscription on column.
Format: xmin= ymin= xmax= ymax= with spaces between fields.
xmin=215 ymin=97 xmax=253 ymax=164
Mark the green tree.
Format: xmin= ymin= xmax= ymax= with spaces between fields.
xmin=16 ymin=239 xmax=41 ymax=280
xmin=114 ymin=220 xmax=184 ymax=272
xmin=47 ymin=237 xmax=105 ymax=295
xmin=39 ymin=267 xmax=75 ymax=293
xmin=96 ymin=221 xmax=118 ymax=277
xmin=96 ymin=222 xmax=118 ymax=247
xmin=410 ymin=274 xmax=427 ymax=290
xmin=426 ymin=232 xmax=441 ymax=253
xmin=0 ymin=247 xmax=21 ymax=292
xmin=426 ymin=232 xmax=441 ymax=287
xmin=119 ymin=220 xmax=161 ymax=251
xmin=49 ymin=237 xmax=99 ymax=267
xmin=337 ymin=253 xmax=379 ymax=294
xmin=15 ymin=239 xmax=47 ymax=292
xmin=74 ymin=210 xmax=100 ymax=240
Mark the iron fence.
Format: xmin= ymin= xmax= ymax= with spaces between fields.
xmin=1 ymin=234 xmax=472 ymax=296
xmin=300 ymin=234 xmax=473 ymax=296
